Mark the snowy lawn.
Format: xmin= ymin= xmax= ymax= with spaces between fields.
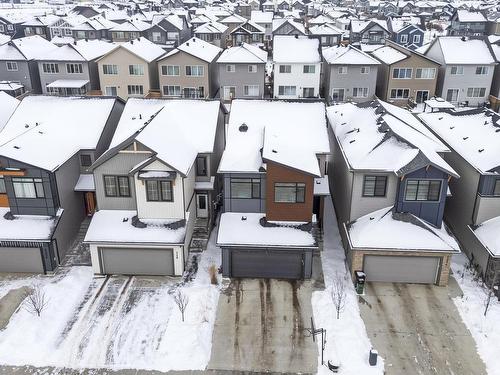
xmin=0 ymin=234 xmax=222 ymax=371
xmin=451 ymin=253 xmax=500 ymax=375
xmin=312 ymin=197 xmax=384 ymax=375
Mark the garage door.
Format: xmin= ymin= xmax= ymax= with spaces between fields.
xmin=99 ymin=247 xmax=174 ymax=276
xmin=231 ymin=249 xmax=303 ymax=279
xmin=363 ymin=255 xmax=440 ymax=284
xmin=0 ymin=247 xmax=44 ymax=273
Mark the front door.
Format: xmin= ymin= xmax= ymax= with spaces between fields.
xmin=196 ymin=193 xmax=208 ymax=218
xmin=416 ymin=90 xmax=429 ymax=103
xmin=84 ymin=192 xmax=96 ymax=216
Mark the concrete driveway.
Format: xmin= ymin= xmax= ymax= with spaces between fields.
xmin=359 ymin=277 xmax=487 ymax=375
xmin=208 ymin=278 xmax=318 ymax=374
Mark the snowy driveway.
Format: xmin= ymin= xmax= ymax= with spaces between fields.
xmin=359 ymin=279 xmax=487 ymax=375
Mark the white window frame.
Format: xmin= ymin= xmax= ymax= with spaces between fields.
xmin=389 ymin=88 xmax=410 ymax=99
xmin=278 ymin=85 xmax=296 ymax=96
xmin=475 ymin=66 xmax=489 ymax=75
xmin=392 ymin=67 xmax=412 ymax=79
xmin=466 ymin=87 xmax=486 ymax=98
xmin=331 ymin=88 xmax=345 ymax=101
xmin=450 ymin=66 xmax=464 ymax=75
xmin=104 ymin=86 xmax=117 ymax=96
xmin=352 ymin=87 xmax=369 ymax=98
xmin=162 ymin=85 xmax=181 ymax=96
xmin=186 ymin=65 xmax=204 ymax=76
xmin=338 ymin=66 xmax=347 ymax=74
xmin=303 ymin=64 xmax=316 ymax=74
xmin=161 ymin=65 xmax=180 ymax=76
xmin=66 ymin=63 xmax=83 ymax=74
xmin=279 ymin=64 xmax=291 ymax=73
xmin=244 ymin=84 xmax=259 ymax=96
xmin=415 ymin=68 xmax=436 ymax=79
xmin=413 ymin=34 xmax=421 ymax=44
xmin=360 ymin=66 xmax=370 ymax=74
xmin=128 ymin=64 xmax=144 ymax=76
xmin=127 ymin=84 xmax=144 ymax=96
xmin=226 ymin=64 xmax=236 ymax=73
xmin=446 ymin=88 xmax=459 ymax=102
xmin=6 ymin=61 xmax=18 ymax=71
xmin=42 ymin=63 xmax=59 ymax=74
xmin=400 ymin=34 xmax=408 ymax=43
xmin=102 ymin=64 xmax=118 ymax=75
xmin=248 ymin=64 xmax=257 ymax=73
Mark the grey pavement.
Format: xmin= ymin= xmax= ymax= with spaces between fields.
xmin=359 ymin=276 xmax=487 ymax=375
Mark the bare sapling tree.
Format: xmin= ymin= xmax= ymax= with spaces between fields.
xmin=23 ymin=284 xmax=48 ymax=317
xmin=174 ymin=290 xmax=189 ymax=322
xmin=331 ymin=271 xmax=347 ymax=319
xmin=484 ymin=271 xmax=499 ymax=317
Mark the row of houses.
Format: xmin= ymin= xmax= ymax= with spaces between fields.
xmin=0 ymin=94 xmax=499 ymax=289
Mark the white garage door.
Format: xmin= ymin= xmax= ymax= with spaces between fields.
xmin=99 ymin=247 xmax=174 ymax=276
xmin=363 ymin=255 xmax=440 ymax=284
xmin=0 ymin=247 xmax=44 ymax=273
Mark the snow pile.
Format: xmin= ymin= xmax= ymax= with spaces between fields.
xmin=312 ymin=197 xmax=384 ymax=374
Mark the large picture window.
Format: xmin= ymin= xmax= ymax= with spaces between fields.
xmin=392 ymin=68 xmax=412 ymax=79
xmin=230 ymin=178 xmax=260 ymax=199
xmin=274 ymin=182 xmax=305 ymax=203
xmin=104 ymin=176 xmax=130 ymax=197
xmin=405 ymin=180 xmax=441 ymax=201
xmin=146 ymin=180 xmax=173 ymax=201
xmin=363 ymin=176 xmax=387 ymax=197
xmin=12 ymin=177 xmax=44 ymax=198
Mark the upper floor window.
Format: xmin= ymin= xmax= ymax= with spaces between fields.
xmin=186 ymin=65 xmax=204 ymax=76
xmin=279 ymin=65 xmax=291 ymax=73
xmin=104 ymin=175 xmax=130 ymax=197
xmin=102 ymin=64 xmax=118 ymax=75
xmin=248 ymin=64 xmax=257 ymax=73
xmin=475 ymin=66 xmax=489 ymax=75
xmin=416 ymin=68 xmax=436 ymax=79
xmin=161 ymin=65 xmax=180 ymax=76
xmin=196 ymin=156 xmax=207 ymax=176
xmin=226 ymin=64 xmax=236 ymax=73
xmin=392 ymin=68 xmax=412 ymax=79
xmin=66 ymin=63 xmax=83 ymax=74
xmin=400 ymin=34 xmax=408 ymax=43
xmin=146 ymin=180 xmax=173 ymax=201
xmin=129 ymin=64 xmax=144 ymax=75
xmin=450 ymin=66 xmax=464 ymax=75
xmin=80 ymin=154 xmax=92 ymax=167
xmin=494 ymin=179 xmax=500 ymax=196
xmin=42 ymin=63 xmax=59 ymax=74
xmin=303 ymin=65 xmax=315 ymax=73
xmin=363 ymin=175 xmax=387 ymax=197
xmin=360 ymin=66 xmax=370 ymax=74
xmin=12 ymin=177 xmax=45 ymax=198
xmin=274 ymin=182 xmax=305 ymax=203
xmin=230 ymin=178 xmax=260 ymax=199
xmin=405 ymin=179 xmax=441 ymax=201
xmin=338 ymin=66 xmax=347 ymax=74
xmin=6 ymin=61 xmax=18 ymax=71
xmin=152 ymin=31 xmax=162 ymax=42
xmin=0 ymin=176 xmax=6 ymax=194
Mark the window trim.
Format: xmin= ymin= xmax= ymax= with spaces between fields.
xmin=274 ymin=182 xmax=306 ymax=203
xmin=196 ymin=156 xmax=207 ymax=176
xmin=389 ymin=88 xmax=410 ymax=99
xmin=161 ymin=65 xmax=180 ymax=76
xmin=362 ymin=175 xmax=387 ymax=197
xmin=230 ymin=177 xmax=261 ymax=199
xmin=145 ymin=180 xmax=173 ymax=202
xmin=12 ymin=177 xmax=45 ymax=199
xmin=279 ymin=64 xmax=292 ymax=73
xmin=404 ymin=179 xmax=442 ymax=202
xmin=392 ymin=67 xmax=412 ymax=79
xmin=6 ymin=61 xmax=18 ymax=71
xmin=80 ymin=154 xmax=92 ymax=167
xmin=450 ymin=66 xmax=464 ymax=75
xmin=103 ymin=175 xmax=131 ymax=197
xmin=128 ymin=64 xmax=144 ymax=76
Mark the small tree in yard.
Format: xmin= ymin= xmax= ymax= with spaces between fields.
xmin=484 ymin=271 xmax=499 ymax=317
xmin=23 ymin=284 xmax=48 ymax=317
xmin=331 ymin=272 xmax=347 ymax=319
xmin=174 ymin=290 xmax=189 ymax=322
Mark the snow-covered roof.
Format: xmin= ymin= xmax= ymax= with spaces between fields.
xmin=371 ymin=45 xmax=407 ymax=64
xmin=250 ymin=10 xmax=273 ymax=24
xmin=194 ymin=21 xmax=228 ymax=34
xmin=323 ymin=44 xmax=380 ymax=65
xmin=0 ymin=96 xmax=117 ymax=172
xmin=327 ymin=100 xmax=458 ymax=177
xmin=0 ymin=207 xmax=60 ymax=241
xmin=163 ymin=37 xmax=221 ymax=63
xmin=0 ymin=34 xmax=11 ymax=46
xmin=272 ymin=17 xmax=306 ymax=34
xmin=309 ymin=23 xmax=344 ymax=35
xmin=74 ymin=174 xmax=95 ymax=192
xmin=473 ymin=216 xmax=500 ymax=256
xmin=219 ymin=13 xmax=247 ymax=24
xmin=110 ymin=18 xmax=151 ymax=32
xmin=217 ymin=213 xmax=316 ymax=247
xmin=314 ymin=176 xmax=330 ymax=195
xmin=46 ymin=79 xmax=89 ymax=88
xmin=0 ymin=92 xmax=19 ymax=133
xmin=456 ymin=9 xmax=487 ymax=22
xmin=419 ymin=108 xmax=500 ymax=174
xmin=37 ymin=44 xmax=85 ymax=61
xmin=84 ymin=210 xmax=187 ymax=244
xmin=273 ymin=35 xmax=320 ymax=63
xmin=109 ymin=38 xmax=166 ymax=63
xmin=217 ymin=42 xmax=267 ymax=63
xmin=432 ymin=37 xmax=495 ymax=65
xmin=70 ymin=39 xmax=116 ymax=61
xmin=348 ymin=206 xmax=460 ymax=251
xmin=0 ymin=35 xmax=57 ymax=61
xmin=219 ymin=100 xmax=329 ymax=175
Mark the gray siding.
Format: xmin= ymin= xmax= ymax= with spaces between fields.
xmin=0 ymin=60 xmax=38 ymax=93
xmin=325 ymin=64 xmax=378 ymax=102
xmin=223 ymin=172 xmax=266 ymax=213
xmin=217 ymin=62 xmax=266 ymax=99
xmin=351 ymin=172 xmax=398 ymax=221
xmin=37 ymin=60 xmax=91 ymax=94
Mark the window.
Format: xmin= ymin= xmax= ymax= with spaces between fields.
xmin=7 ymin=24 xmax=13 ymax=31
xmin=279 ymin=64 xmax=291 ymax=73
xmin=129 ymin=64 xmax=144 ymax=75
xmin=103 ymin=176 xmax=130 ymax=197
xmin=183 ymin=87 xmax=204 ymax=98
xmin=450 ymin=66 xmax=464 ymax=75
xmin=392 ymin=68 xmax=412 ymax=79
xmin=400 ymin=34 xmax=408 ymax=43
xmin=274 ymin=182 xmax=306 ymax=203
xmin=185 ymin=65 xmax=204 ymax=76
xmin=416 ymin=68 xmax=436 ymax=79
xmin=0 ymin=177 xmax=5 ymax=194
xmin=42 ymin=63 xmax=59 ymax=74
xmin=223 ymin=86 xmax=235 ymax=100
xmin=413 ymin=35 xmax=421 ymax=44
xmin=352 ymin=87 xmax=368 ymax=98
xmin=390 ymin=88 xmax=410 ymax=99
xmin=494 ymin=180 xmax=500 ymax=196
xmin=446 ymin=89 xmax=459 ymax=102
xmin=338 ymin=66 xmax=347 ymax=74
xmin=66 ymin=63 xmax=83 ymax=74
xmin=248 ymin=64 xmax=257 ymax=73
xmin=80 ymin=154 xmax=92 ymax=167
xmin=105 ymin=86 xmax=117 ymax=96
xmin=196 ymin=156 xmax=207 ymax=176
xmin=230 ymin=178 xmax=260 ymax=199
xmin=278 ymin=85 xmax=296 ymax=96
xmin=332 ymin=88 xmax=345 ymax=102
xmin=405 ymin=180 xmax=441 ymax=201
xmin=466 ymin=87 xmax=486 ymax=98
xmin=152 ymin=31 xmax=162 ymax=42
xmin=362 ymin=176 xmax=387 ymax=197
xmin=163 ymin=85 xmax=181 ymax=96
xmin=146 ymin=180 xmax=173 ymax=201
xmin=360 ymin=66 xmax=370 ymax=74
xmin=6 ymin=61 xmax=18 ymax=71
xmin=12 ymin=178 xmax=44 ymax=198
xmin=102 ymin=64 xmax=118 ymax=75
xmin=127 ymin=85 xmax=144 ymax=96
xmin=475 ymin=66 xmax=489 ymax=75
xmin=303 ymin=65 xmax=315 ymax=73
xmin=161 ymin=65 xmax=179 ymax=76
xmin=226 ymin=64 xmax=236 ymax=73
xmin=244 ymin=85 xmax=259 ymax=96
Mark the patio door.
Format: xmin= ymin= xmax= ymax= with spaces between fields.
xmin=196 ymin=193 xmax=208 ymax=218
xmin=446 ymin=89 xmax=459 ymax=103
xmin=416 ymin=90 xmax=429 ymax=104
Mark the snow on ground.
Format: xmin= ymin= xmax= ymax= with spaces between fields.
xmin=312 ymin=197 xmax=384 ymax=375
xmin=0 ymin=233 xmax=222 ymax=371
xmin=451 ymin=254 xmax=500 ymax=375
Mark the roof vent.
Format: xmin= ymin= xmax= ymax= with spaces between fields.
xmin=295 ymin=34 xmax=299 ymax=38
xmin=241 ymin=215 xmax=247 ymax=221
xmin=495 ymin=129 xmax=500 ymax=133
xmin=130 ymin=39 xmax=134 ymax=44
xmin=238 ymin=123 xmax=248 ymax=132
xmin=139 ymin=114 xmax=142 ymax=119
xmin=461 ymin=36 xmax=467 ymax=42
xmin=272 ymin=149 xmax=277 ymax=153
xmin=13 ymin=146 xmax=20 ymax=149
xmin=478 ymin=148 xmax=484 ymax=153
xmin=186 ymin=42 xmax=189 ymax=46
xmin=24 ymin=124 xmax=29 ymax=128
xmin=38 ymin=131 xmax=43 ymax=134
xmin=450 ymin=126 xmax=454 ymax=129
xmin=463 ymin=136 xmax=469 ymax=140
xmin=484 ymin=120 xmax=488 ymax=125
xmin=349 ymin=139 xmax=355 ymax=144
xmin=438 ymin=117 xmax=443 ymax=120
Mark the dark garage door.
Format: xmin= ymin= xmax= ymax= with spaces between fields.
xmin=231 ymin=249 xmax=303 ymax=279
xmin=99 ymin=247 xmax=174 ymax=276
xmin=0 ymin=247 xmax=44 ymax=273
xmin=363 ymin=255 xmax=440 ymax=284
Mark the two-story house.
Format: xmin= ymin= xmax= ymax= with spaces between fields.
xmin=327 ymin=99 xmax=460 ymax=285
xmin=425 ymin=36 xmax=496 ymax=107
xmin=488 ymin=36 xmax=500 ymax=112
xmin=229 ymin=21 xmax=265 ymax=46
xmin=193 ymin=21 xmax=229 ymax=48
xmin=157 ymin=37 xmax=222 ymax=99
xmin=109 ymin=19 xmax=152 ymax=43
xmin=71 ymin=16 xmax=117 ymax=41
xmin=96 ymin=38 xmax=166 ymax=99
xmin=216 ymin=99 xmax=330 ymax=279
xmin=84 ymin=98 xmax=225 ymax=276
xmin=322 ymin=44 xmax=380 ymax=102
xmin=216 ymin=42 xmax=267 ymax=100
xmin=419 ymin=108 xmax=500 ymax=286
xmin=388 ymin=19 xmax=425 ymax=50
xmin=449 ymin=9 xmax=487 ymax=36
xmin=250 ymin=11 xmax=273 ymax=44
xmin=21 ymin=15 xmax=60 ymax=40
xmin=371 ymin=41 xmax=440 ymax=106
xmin=272 ymin=18 xmax=307 ymax=38
xmin=273 ymin=35 xmax=321 ymax=99
xmin=308 ymin=23 xmax=344 ymax=47
xmin=147 ymin=13 xmax=191 ymax=48
xmin=0 ymin=95 xmax=124 ymax=274
xmin=349 ymin=19 xmax=390 ymax=46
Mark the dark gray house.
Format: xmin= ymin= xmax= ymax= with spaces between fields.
xmin=388 ymin=20 xmax=425 ymax=50
xmin=0 ymin=96 xmax=124 ymax=274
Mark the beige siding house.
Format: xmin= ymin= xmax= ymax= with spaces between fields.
xmin=97 ymin=38 xmax=165 ymax=100
xmin=157 ymin=37 xmax=222 ymax=98
xmin=371 ymin=40 xmax=440 ymax=106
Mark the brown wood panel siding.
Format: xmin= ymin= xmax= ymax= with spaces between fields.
xmin=0 ymin=194 xmax=8 ymax=207
xmin=265 ymin=161 xmax=313 ymax=222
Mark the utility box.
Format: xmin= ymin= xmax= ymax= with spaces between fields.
xmin=355 ymin=271 xmax=366 ymax=294
xmin=369 ymin=349 xmax=378 ymax=366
